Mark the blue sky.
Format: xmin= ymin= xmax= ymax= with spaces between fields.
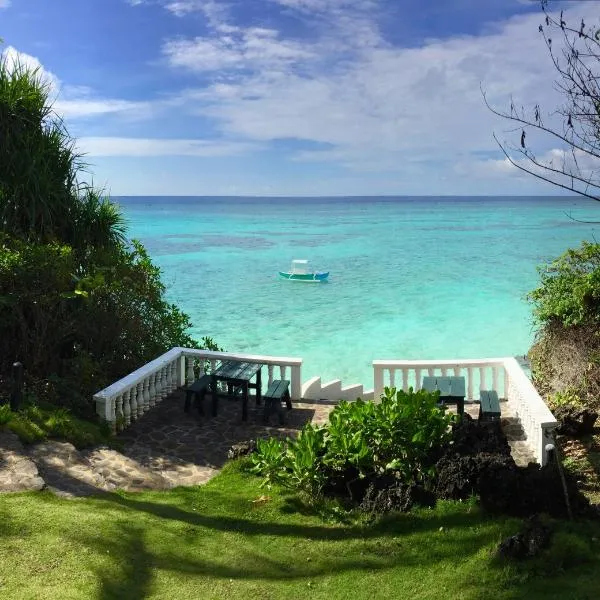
xmin=0 ymin=0 xmax=591 ymax=195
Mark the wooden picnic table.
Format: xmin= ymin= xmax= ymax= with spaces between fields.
xmin=210 ymin=360 xmax=263 ymax=421
xmin=421 ymin=375 xmax=466 ymax=416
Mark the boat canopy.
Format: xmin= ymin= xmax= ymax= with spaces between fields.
xmin=291 ymin=259 xmax=309 ymax=274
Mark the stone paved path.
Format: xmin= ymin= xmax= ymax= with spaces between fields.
xmin=0 ymin=391 xmax=535 ymax=497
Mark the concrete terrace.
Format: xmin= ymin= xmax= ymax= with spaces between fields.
xmin=0 ymin=388 xmax=534 ymax=497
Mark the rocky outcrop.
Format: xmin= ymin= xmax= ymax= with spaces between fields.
xmin=0 ymin=432 xmax=45 ymax=492
xmin=553 ymin=404 xmax=598 ymax=437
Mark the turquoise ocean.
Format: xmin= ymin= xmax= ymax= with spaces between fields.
xmin=118 ymin=196 xmax=599 ymax=388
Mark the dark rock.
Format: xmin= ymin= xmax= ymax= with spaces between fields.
xmin=497 ymin=515 xmax=552 ymax=560
xmin=553 ymin=404 xmax=598 ymax=437
xmin=227 ymin=439 xmax=257 ymax=460
xmin=360 ymin=480 xmax=436 ymax=514
xmin=434 ymin=417 xmax=592 ymax=518
xmin=435 ymin=452 xmax=516 ymax=501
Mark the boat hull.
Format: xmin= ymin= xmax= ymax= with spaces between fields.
xmin=279 ymin=271 xmax=329 ymax=282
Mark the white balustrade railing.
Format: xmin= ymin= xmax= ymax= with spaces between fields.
xmin=503 ymin=357 xmax=557 ymax=468
xmin=95 ymin=348 xmax=556 ymax=466
xmin=94 ymin=347 xmax=302 ymax=433
xmin=372 ymin=357 xmax=557 ymax=466
xmin=373 ymin=358 xmax=507 ymax=401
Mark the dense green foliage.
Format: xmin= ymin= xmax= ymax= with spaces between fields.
xmin=251 ymin=388 xmax=455 ymax=502
xmin=0 ymin=402 xmax=111 ymax=447
xmin=0 ymin=53 xmax=210 ymax=420
xmin=1 ymin=464 xmax=599 ymax=599
xmin=528 ymin=241 xmax=600 ymax=328
xmin=527 ymin=241 xmax=600 ymax=408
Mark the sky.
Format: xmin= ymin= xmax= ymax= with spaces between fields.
xmin=0 ymin=0 xmax=596 ymax=196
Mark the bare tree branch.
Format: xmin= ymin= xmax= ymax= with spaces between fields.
xmin=483 ymin=0 xmax=600 ymax=213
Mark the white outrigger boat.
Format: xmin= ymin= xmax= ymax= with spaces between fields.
xmin=279 ymin=259 xmax=329 ymax=282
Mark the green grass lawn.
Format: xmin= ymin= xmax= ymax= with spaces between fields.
xmin=0 ymin=461 xmax=599 ymax=600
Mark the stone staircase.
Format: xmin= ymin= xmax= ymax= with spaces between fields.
xmin=0 ymin=431 xmax=214 ymax=498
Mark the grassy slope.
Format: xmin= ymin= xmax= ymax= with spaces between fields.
xmin=0 ymin=462 xmax=599 ymax=600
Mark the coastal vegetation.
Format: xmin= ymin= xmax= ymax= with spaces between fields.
xmin=0 ymin=54 xmax=213 ymax=433
xmin=484 ymin=2 xmax=600 ymax=499
xmin=251 ymin=387 xmax=455 ymax=504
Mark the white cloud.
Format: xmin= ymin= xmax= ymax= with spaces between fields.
xmin=0 ymin=0 xmax=11 ymax=8
xmin=55 ymin=98 xmax=151 ymax=119
xmin=1 ymin=46 xmax=60 ymax=93
xmin=160 ymin=1 xmax=593 ymax=181
xmin=77 ymin=136 xmax=259 ymax=157
xmin=164 ymin=27 xmax=314 ymax=71
xmin=2 ymin=46 xmax=153 ymax=120
xmin=462 ymin=147 xmax=600 ymax=183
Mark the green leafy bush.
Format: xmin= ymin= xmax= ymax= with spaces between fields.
xmin=0 ymin=59 xmax=217 ymax=418
xmin=0 ymin=402 xmax=111 ymax=447
xmin=528 ymin=241 xmax=600 ymax=327
xmin=548 ymin=389 xmax=583 ymax=411
xmin=250 ymin=388 xmax=455 ymax=503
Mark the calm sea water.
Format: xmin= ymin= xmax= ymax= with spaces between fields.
xmin=117 ymin=196 xmax=599 ymax=388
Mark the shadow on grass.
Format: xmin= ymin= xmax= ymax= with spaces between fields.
xmin=72 ymin=494 xmax=502 ymax=595
xmin=92 ymin=524 xmax=153 ymax=600
xmin=95 ymin=491 xmax=489 ymax=542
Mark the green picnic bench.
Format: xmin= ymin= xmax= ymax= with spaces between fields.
xmin=184 ymin=374 xmax=211 ymax=416
xmin=479 ymin=390 xmax=501 ymax=421
xmin=263 ymin=379 xmax=291 ymax=424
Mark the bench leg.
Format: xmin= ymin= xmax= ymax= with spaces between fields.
xmin=242 ymin=383 xmax=249 ymax=421
xmin=278 ymin=400 xmax=285 ymax=425
xmin=284 ymin=390 xmax=292 ymax=411
xmin=196 ymin=390 xmax=205 ymax=417
xmin=184 ymin=390 xmax=193 ymax=413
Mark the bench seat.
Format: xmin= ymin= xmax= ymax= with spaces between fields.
xmin=184 ymin=374 xmax=211 ymax=416
xmin=479 ymin=390 xmax=501 ymax=421
xmin=263 ymin=379 xmax=291 ymax=424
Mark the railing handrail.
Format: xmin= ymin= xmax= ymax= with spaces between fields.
xmin=94 ymin=347 xmax=303 ymax=400
xmin=94 ymin=347 xmax=182 ymax=399
xmin=373 ymin=358 xmax=507 ymax=368
xmin=503 ymin=357 xmax=555 ymax=422
xmin=179 ymin=348 xmax=303 ymax=366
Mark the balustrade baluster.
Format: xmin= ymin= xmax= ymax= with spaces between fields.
xmin=279 ymin=365 xmax=286 ymax=380
xmin=123 ymin=388 xmax=132 ymax=426
xmin=169 ymin=361 xmax=176 ymax=392
xmin=186 ymin=357 xmax=195 ymax=384
xmin=415 ymin=368 xmax=422 ymax=390
xmin=467 ymin=367 xmax=474 ymax=400
xmin=389 ymin=369 xmax=396 ymax=389
xmin=492 ymin=367 xmax=499 ymax=393
xmin=479 ymin=367 xmax=486 ymax=394
xmin=147 ymin=373 xmax=156 ymax=408
xmin=427 ymin=367 xmax=434 ymax=376
xmin=159 ymin=365 xmax=167 ymax=398
xmin=401 ymin=369 xmax=408 ymax=392
xmin=115 ymin=392 xmax=124 ymax=432
xmin=129 ymin=383 xmax=139 ymax=421
xmin=142 ymin=377 xmax=150 ymax=413
xmin=267 ymin=365 xmax=274 ymax=387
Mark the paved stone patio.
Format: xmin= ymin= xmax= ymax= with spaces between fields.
xmin=0 ymin=391 xmax=535 ymax=497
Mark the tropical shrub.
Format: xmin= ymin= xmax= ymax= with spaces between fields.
xmin=250 ymin=387 xmax=455 ymax=503
xmin=527 ymin=241 xmax=600 ymax=407
xmin=0 ymin=51 xmax=216 ymax=418
xmin=528 ymin=241 xmax=600 ymax=327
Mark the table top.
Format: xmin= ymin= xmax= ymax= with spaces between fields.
xmin=422 ymin=375 xmax=465 ymax=398
xmin=212 ymin=360 xmax=262 ymax=382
